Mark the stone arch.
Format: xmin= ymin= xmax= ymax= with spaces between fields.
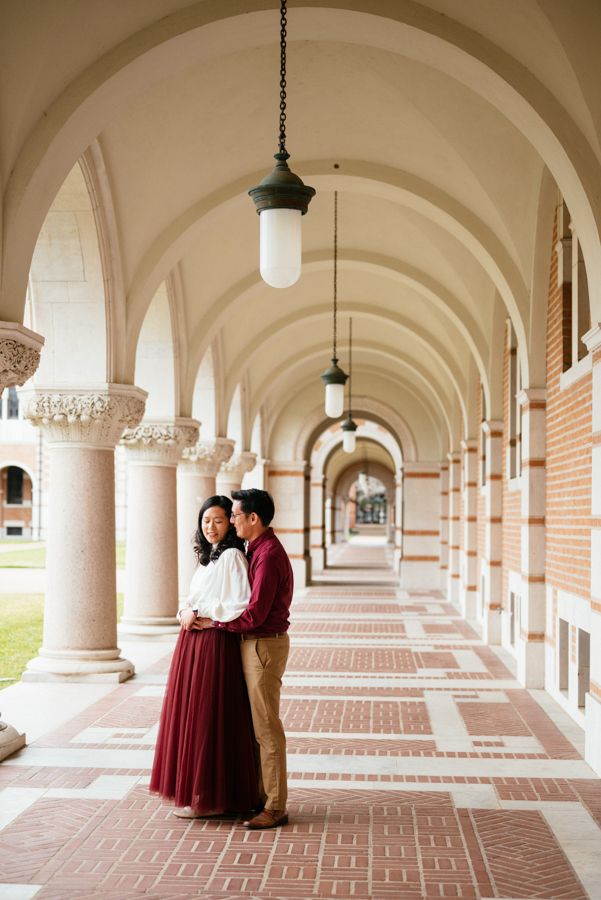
xmin=4 ymin=2 xmax=601 ymax=343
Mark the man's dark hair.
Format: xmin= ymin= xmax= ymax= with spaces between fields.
xmin=231 ymin=489 xmax=275 ymax=526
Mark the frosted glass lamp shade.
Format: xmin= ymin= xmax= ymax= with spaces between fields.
xmin=343 ymin=430 xmax=356 ymax=453
xmin=325 ymin=383 xmax=345 ymax=418
xmin=259 ymin=208 xmax=302 ymax=288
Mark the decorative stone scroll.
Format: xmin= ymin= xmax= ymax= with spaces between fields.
xmin=0 ymin=321 xmax=44 ymax=394
xmin=120 ymin=418 xmax=200 ymax=465
xmin=20 ymin=385 xmax=147 ymax=447
xmin=0 ymin=713 xmax=26 ymax=763
xmin=180 ymin=437 xmax=235 ymax=476
xmin=217 ymin=451 xmax=257 ymax=485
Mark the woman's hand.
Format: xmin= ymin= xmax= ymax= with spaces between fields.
xmin=191 ymin=617 xmax=213 ymax=630
xmin=180 ymin=608 xmax=197 ymax=631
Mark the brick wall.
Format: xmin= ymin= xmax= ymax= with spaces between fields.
xmin=545 ymin=207 xmax=592 ymax=599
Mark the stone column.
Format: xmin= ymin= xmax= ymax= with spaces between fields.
xmin=0 ymin=323 xmax=44 ymax=744
xmin=400 ymin=462 xmax=440 ymax=590
xmin=446 ymin=452 xmax=461 ymax=603
xmin=268 ymin=460 xmax=310 ymax=588
xmin=177 ymin=437 xmax=235 ymax=600
xmin=324 ymin=492 xmax=333 ymax=548
xmin=216 ymin=451 xmax=257 ymax=497
xmin=481 ymin=420 xmax=503 ymax=643
xmin=584 ymin=325 xmax=601 ymax=776
xmin=516 ymin=389 xmax=547 ymax=688
xmin=394 ymin=473 xmax=403 ymax=573
xmin=119 ymin=418 xmax=199 ymax=639
xmin=310 ymin=473 xmax=325 ymax=572
xmin=460 ymin=439 xmax=478 ymax=619
xmin=19 ymin=385 xmax=146 ymax=681
xmin=439 ymin=460 xmax=449 ymax=590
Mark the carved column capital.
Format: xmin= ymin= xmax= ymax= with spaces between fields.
xmin=20 ymin=384 xmax=147 ymax=448
xmin=217 ymin=451 xmax=257 ymax=484
xmin=179 ymin=437 xmax=235 ymax=476
xmin=0 ymin=321 xmax=44 ymax=394
xmin=120 ymin=417 xmax=200 ymax=466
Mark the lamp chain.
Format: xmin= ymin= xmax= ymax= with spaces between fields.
xmin=279 ymin=0 xmax=287 ymax=152
xmin=333 ymin=190 xmax=338 ymax=357
xmin=348 ymin=317 xmax=352 ymax=414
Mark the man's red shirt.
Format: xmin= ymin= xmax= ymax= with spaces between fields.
xmin=213 ymin=528 xmax=293 ymax=636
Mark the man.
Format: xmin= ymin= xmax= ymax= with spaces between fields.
xmin=195 ymin=488 xmax=292 ymax=829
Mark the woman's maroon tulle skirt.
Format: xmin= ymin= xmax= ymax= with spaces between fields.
xmin=150 ymin=627 xmax=259 ymax=813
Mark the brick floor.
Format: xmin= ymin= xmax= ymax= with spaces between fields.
xmin=0 ymin=539 xmax=598 ymax=899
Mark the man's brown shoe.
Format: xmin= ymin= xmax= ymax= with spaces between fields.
xmin=244 ymin=808 xmax=288 ymax=829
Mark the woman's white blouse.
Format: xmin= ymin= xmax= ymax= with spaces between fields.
xmin=178 ymin=547 xmax=250 ymax=623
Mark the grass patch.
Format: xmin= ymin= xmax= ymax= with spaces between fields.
xmin=0 ymin=548 xmax=47 ymax=568
xmin=116 ymin=542 xmax=126 ymax=570
xmin=0 ymin=593 xmax=126 ymax=690
xmin=0 ymin=594 xmax=44 ymax=689
xmin=0 ymin=542 xmax=126 ymax=569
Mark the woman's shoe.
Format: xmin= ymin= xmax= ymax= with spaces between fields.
xmin=173 ymin=806 xmax=224 ymax=818
xmin=173 ymin=807 xmax=202 ymax=818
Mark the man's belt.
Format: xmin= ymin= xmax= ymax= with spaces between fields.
xmin=239 ymin=631 xmax=288 ymax=642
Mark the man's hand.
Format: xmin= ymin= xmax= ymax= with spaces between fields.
xmin=180 ymin=608 xmax=197 ymax=631
xmin=191 ymin=616 xmax=213 ymax=630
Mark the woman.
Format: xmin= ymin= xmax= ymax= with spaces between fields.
xmin=150 ymin=495 xmax=259 ymax=818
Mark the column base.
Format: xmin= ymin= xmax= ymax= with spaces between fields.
xmin=23 ymin=648 xmax=134 ymax=683
xmin=460 ymin=587 xmax=478 ymax=620
xmin=400 ymin=560 xmax=439 ymax=590
xmin=290 ymin=557 xmax=310 ymax=590
xmin=447 ymin=575 xmax=460 ymax=604
xmin=516 ymin=635 xmax=545 ymax=688
xmin=311 ymin=548 xmax=325 ymax=572
xmin=481 ymin=606 xmax=502 ymax=644
xmin=585 ymin=692 xmax=601 ymax=777
xmin=118 ymin=616 xmax=180 ymax=640
xmin=0 ymin=720 xmax=26 ymax=762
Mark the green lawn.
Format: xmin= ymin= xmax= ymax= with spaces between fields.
xmin=0 ymin=542 xmax=126 ymax=569
xmin=0 ymin=592 xmax=125 ymax=690
xmin=0 ymin=594 xmax=44 ymax=689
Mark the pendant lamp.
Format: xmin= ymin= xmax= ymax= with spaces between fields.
xmin=248 ymin=0 xmax=315 ymax=288
xmin=342 ymin=318 xmax=358 ymax=452
xmin=320 ymin=191 xmax=348 ymax=417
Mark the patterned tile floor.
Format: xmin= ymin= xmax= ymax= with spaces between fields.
xmin=1 ymin=537 xmax=601 ymax=900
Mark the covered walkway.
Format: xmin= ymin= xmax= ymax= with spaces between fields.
xmin=1 ymin=538 xmax=600 ymax=899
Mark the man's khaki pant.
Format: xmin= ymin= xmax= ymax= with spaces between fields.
xmin=239 ymin=633 xmax=289 ymax=810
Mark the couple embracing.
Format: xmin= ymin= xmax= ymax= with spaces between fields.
xmin=150 ymin=489 xmax=291 ymax=830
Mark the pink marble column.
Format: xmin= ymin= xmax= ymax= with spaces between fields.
xmin=120 ymin=419 xmax=199 ymax=639
xmin=177 ymin=437 xmax=234 ymax=600
xmin=19 ymin=385 xmax=146 ymax=681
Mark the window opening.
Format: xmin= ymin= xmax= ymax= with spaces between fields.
xmin=509 ymin=592 xmax=515 ymax=646
xmin=6 ymin=467 xmax=24 ymax=505
xmin=578 ymin=628 xmax=590 ymax=708
xmin=558 ymin=618 xmax=569 ymax=693
xmin=6 ymin=526 xmax=23 ymax=536
xmin=7 ymin=386 xmax=19 ymax=419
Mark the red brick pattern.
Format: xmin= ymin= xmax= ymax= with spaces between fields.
xmin=281 ymin=699 xmax=431 ymax=735
xmin=0 ymin=541 xmax=594 ymax=900
xmin=471 ymin=810 xmax=588 ymax=899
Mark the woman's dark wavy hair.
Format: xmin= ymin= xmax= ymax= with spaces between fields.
xmin=194 ymin=495 xmax=246 ymax=567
